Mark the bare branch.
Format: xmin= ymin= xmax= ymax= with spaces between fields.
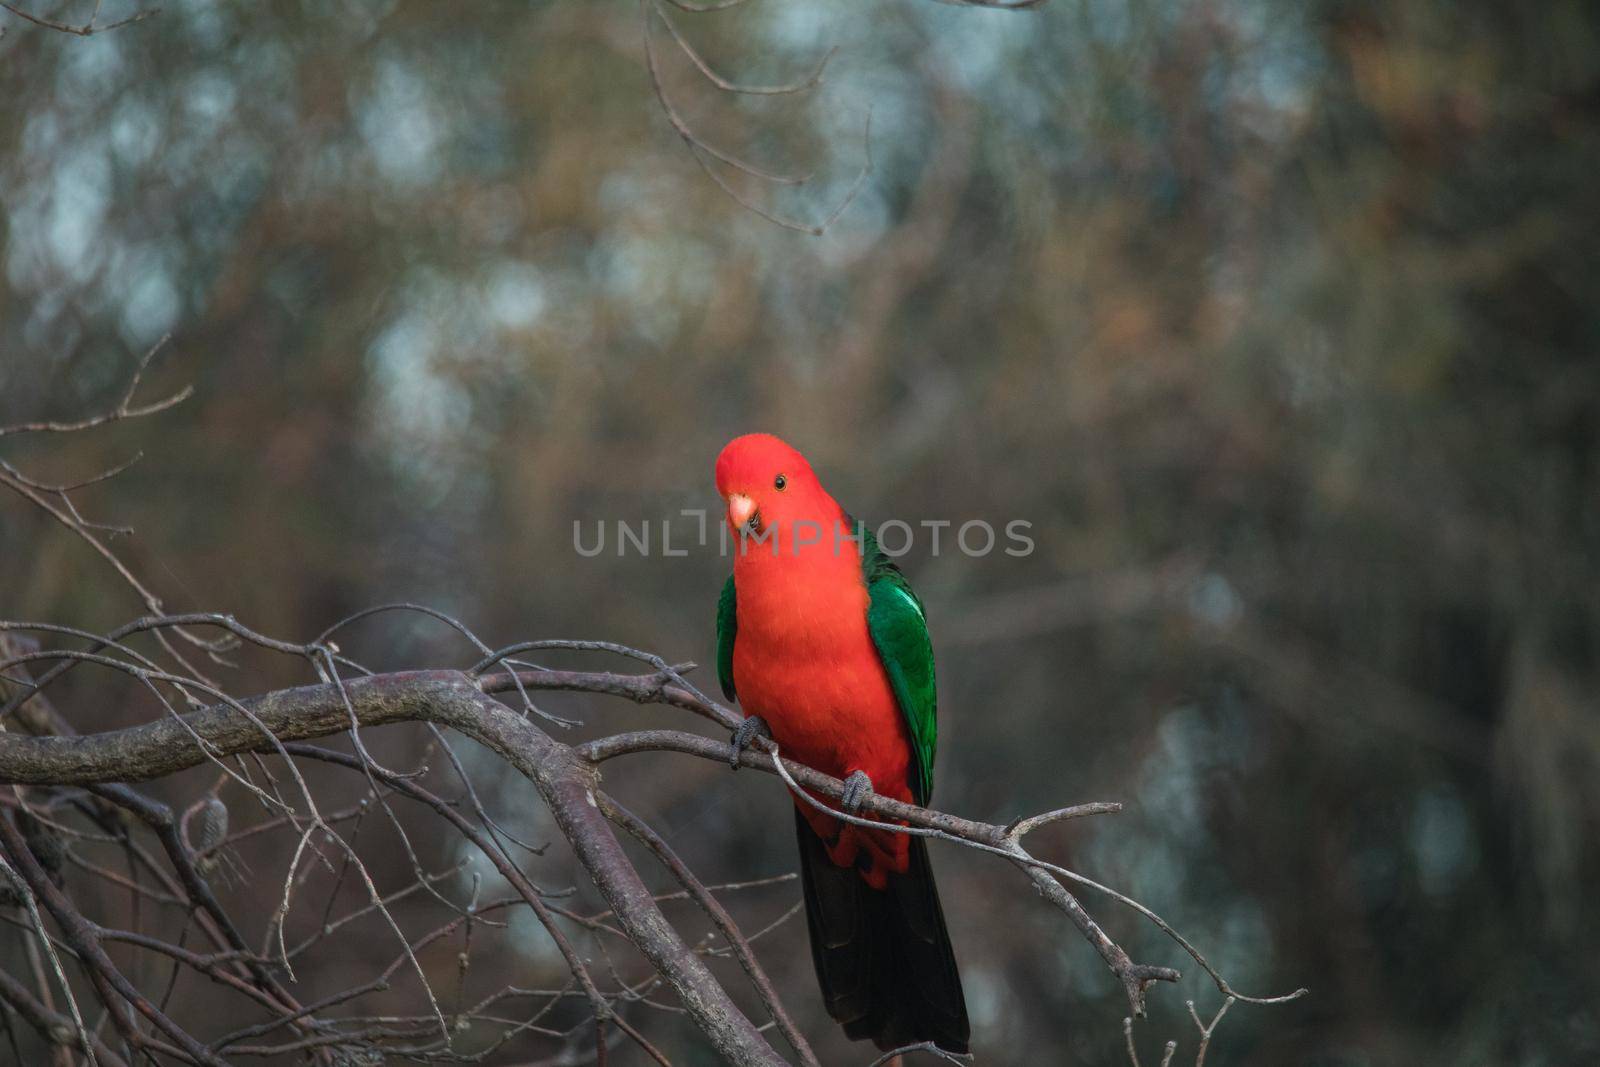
xmin=0 ymin=336 xmax=187 ymax=438
xmin=0 ymin=0 xmax=158 ymax=36
xmin=641 ymin=0 xmax=873 ymax=234
xmin=0 ymin=648 xmax=1305 ymax=1035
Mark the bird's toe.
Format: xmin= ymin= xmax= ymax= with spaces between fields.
xmin=840 ymin=770 xmax=874 ymax=814
xmin=728 ymin=715 xmax=772 ymax=769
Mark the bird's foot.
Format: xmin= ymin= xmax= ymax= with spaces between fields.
xmin=728 ymin=715 xmax=772 ymax=769
xmin=840 ymin=770 xmax=874 ymax=815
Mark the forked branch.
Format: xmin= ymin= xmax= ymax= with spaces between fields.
xmin=0 ymin=624 xmax=1305 ymax=1064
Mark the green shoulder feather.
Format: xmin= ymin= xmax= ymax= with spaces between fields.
xmin=860 ymin=525 xmax=938 ymax=805
xmin=716 ymin=573 xmax=738 ymax=701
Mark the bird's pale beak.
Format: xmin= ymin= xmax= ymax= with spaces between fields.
xmin=726 ymin=493 xmax=756 ymax=530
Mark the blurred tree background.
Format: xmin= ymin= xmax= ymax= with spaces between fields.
xmin=2 ymin=0 xmax=1597 ymax=1063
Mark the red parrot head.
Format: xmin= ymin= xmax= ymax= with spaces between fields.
xmin=714 ymin=433 xmax=834 ymax=543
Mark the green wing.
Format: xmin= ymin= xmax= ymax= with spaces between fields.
xmin=716 ymin=574 xmax=738 ymax=701
xmin=860 ymin=527 xmax=938 ymax=805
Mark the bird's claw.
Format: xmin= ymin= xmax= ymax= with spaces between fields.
xmin=728 ymin=715 xmax=772 ymax=769
xmin=840 ymin=770 xmax=873 ymax=815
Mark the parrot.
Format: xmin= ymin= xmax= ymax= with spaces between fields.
xmin=713 ymin=432 xmax=970 ymax=1055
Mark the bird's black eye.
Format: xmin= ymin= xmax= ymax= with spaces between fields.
xmin=774 ymin=474 xmax=787 ymax=491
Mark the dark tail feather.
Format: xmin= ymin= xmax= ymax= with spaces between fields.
xmin=794 ymin=807 xmax=970 ymax=1054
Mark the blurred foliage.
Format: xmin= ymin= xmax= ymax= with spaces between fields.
xmin=2 ymin=0 xmax=1598 ymax=1063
